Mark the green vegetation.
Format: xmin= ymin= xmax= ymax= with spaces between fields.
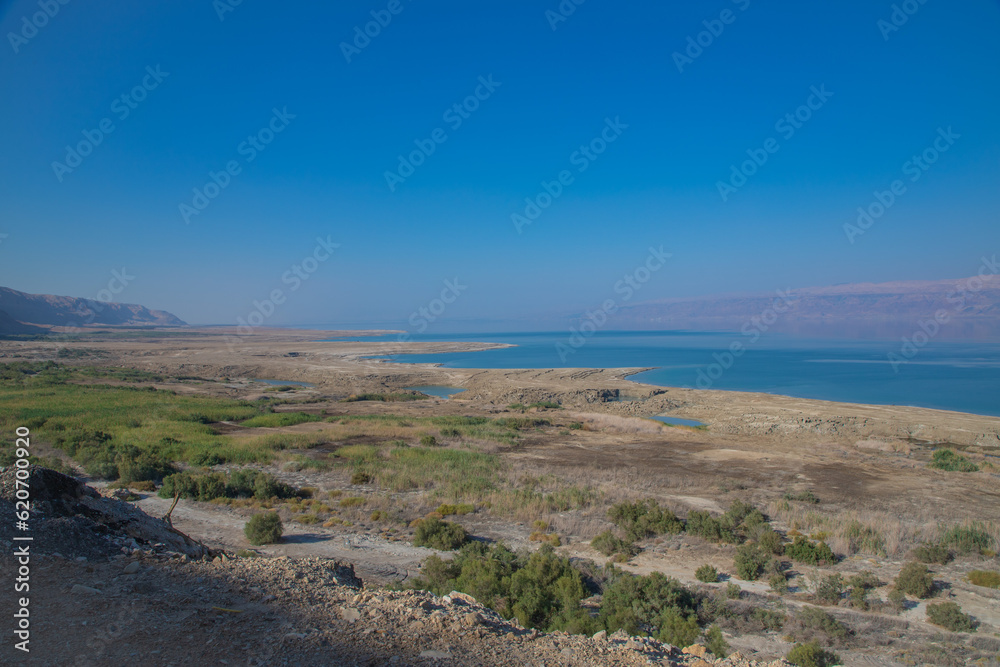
xmin=926 ymin=602 xmax=977 ymax=632
xmin=608 ymin=499 xmax=684 ymax=541
xmin=893 ymin=562 xmax=934 ymax=599
xmin=967 ymin=570 xmax=1000 ymax=589
xmin=783 ymin=490 xmax=820 ymax=504
xmin=788 ymin=606 xmax=850 ymax=646
xmin=938 ymin=521 xmax=994 ymax=555
xmin=158 ymin=469 xmax=296 ymax=502
xmin=419 ymin=435 xmax=438 ymax=447
xmin=695 ymin=564 xmax=719 ymax=583
xmin=814 ymin=574 xmax=845 ymax=605
xmin=786 ymin=641 xmax=841 ymax=667
xmin=911 ymin=542 xmax=953 ymax=564
xmin=928 ymin=448 xmax=979 ymax=472
xmin=240 ymin=411 xmax=323 ymax=428
xmin=244 ymin=511 xmax=283 ymax=545
xmin=591 ymin=530 xmax=638 ymax=559
xmin=733 ymin=543 xmax=768 ymax=581
xmin=526 ymin=401 xmax=561 ymax=409
xmin=686 ymin=500 xmax=766 ymax=544
xmin=413 ymin=517 xmax=467 ymax=550
xmin=704 ymin=625 xmax=728 ymax=658
xmin=435 ymin=503 xmax=475 ymax=516
xmin=340 ymin=392 xmax=428 ymax=402
xmin=785 ymin=537 xmax=837 ymax=565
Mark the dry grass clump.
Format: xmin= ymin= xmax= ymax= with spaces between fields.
xmin=567 ymin=412 xmax=666 ymax=435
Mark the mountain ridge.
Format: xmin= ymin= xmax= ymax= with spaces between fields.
xmin=0 ymin=286 xmax=186 ymax=332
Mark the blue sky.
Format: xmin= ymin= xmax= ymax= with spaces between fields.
xmin=1 ymin=0 xmax=998 ymax=328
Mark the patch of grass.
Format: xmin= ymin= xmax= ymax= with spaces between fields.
xmin=244 ymin=512 xmax=283 ymax=545
xmin=939 ymin=521 xmax=994 ymax=555
xmin=926 ymin=601 xmax=977 ymax=632
xmin=240 ymin=412 xmax=323 ymax=428
xmin=526 ymin=401 xmax=561 ymax=410
xmin=436 ymin=503 xmax=475 ymax=516
xmin=338 ymin=496 xmax=366 ymax=508
xmin=783 ymin=490 xmax=820 ymax=504
xmin=911 ymin=542 xmax=953 ymax=564
xmin=928 ymin=448 xmax=979 ymax=472
xmin=967 ymin=570 xmax=1000 ymax=589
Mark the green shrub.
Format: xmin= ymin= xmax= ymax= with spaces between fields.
xmin=704 ymin=625 xmax=728 ymax=658
xmin=928 ymin=448 xmax=979 ymax=472
xmin=695 ymin=564 xmax=719 ymax=583
xmin=413 ymin=517 xmax=467 ymax=550
xmin=790 ymin=607 xmax=850 ymax=645
xmin=240 ymin=411 xmax=322 ymax=428
xmin=436 ymin=503 xmax=475 ymax=516
xmin=244 ymin=512 xmax=283 ymax=545
xmin=725 ymin=582 xmax=741 ymax=599
xmin=567 ymin=421 xmax=583 ymax=430
xmin=686 ymin=500 xmax=766 ymax=545
xmin=599 ymin=571 xmax=698 ymax=637
xmin=769 ymin=572 xmax=789 ymax=594
xmin=894 ymin=562 xmax=934 ymax=599
xmin=591 ymin=530 xmax=638 ymax=558
xmin=158 ymin=469 xmax=295 ymax=502
xmin=926 ymin=602 xmax=977 ymax=632
xmin=419 ymin=435 xmax=438 ymax=447
xmin=783 ymin=490 xmax=820 ymax=504
xmin=526 ymin=401 xmax=561 ymax=409
xmin=911 ymin=542 xmax=953 ymax=564
xmin=608 ymin=499 xmax=684 ymax=541
xmin=758 ymin=528 xmax=785 ymax=555
xmin=439 ymin=427 xmax=461 ymax=437
xmin=657 ymin=607 xmax=700 ymax=647
xmin=786 ymin=641 xmax=841 ymax=667
xmin=785 ymin=537 xmax=837 ymax=565
xmin=967 ymin=570 xmax=1000 ymax=589
xmin=734 ymin=543 xmax=768 ymax=581
xmin=339 ymin=496 xmax=366 ymax=508
xmin=814 ymin=574 xmax=845 ymax=605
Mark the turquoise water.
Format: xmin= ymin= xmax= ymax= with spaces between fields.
xmin=254 ymin=379 xmax=315 ymax=387
xmin=651 ymin=416 xmax=706 ymax=427
xmin=404 ymin=385 xmax=467 ymax=399
xmin=365 ymin=331 xmax=1000 ymax=417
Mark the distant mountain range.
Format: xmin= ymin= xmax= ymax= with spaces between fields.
xmin=611 ymin=274 xmax=1000 ymax=337
xmin=0 ymin=286 xmax=186 ymax=334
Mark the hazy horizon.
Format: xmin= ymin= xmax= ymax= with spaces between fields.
xmin=2 ymin=1 xmax=999 ymax=333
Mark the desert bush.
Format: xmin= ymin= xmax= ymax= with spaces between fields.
xmin=591 ymin=530 xmax=638 ymax=558
xmin=609 ymin=499 xmax=684 ymax=540
xmin=436 ymin=503 xmax=475 ymax=516
xmin=783 ymin=490 xmax=821 ymax=504
xmin=725 ymin=582 xmax=741 ymax=599
xmin=657 ymin=607 xmax=700 ymax=647
xmin=785 ymin=537 xmax=837 ymax=565
xmin=695 ymin=564 xmax=719 ymax=583
xmin=786 ymin=641 xmax=841 ymax=667
xmin=912 ymin=542 xmax=953 ymax=564
xmin=814 ymin=574 xmax=845 ymax=605
xmin=339 ymin=496 xmax=366 ymax=508
xmin=788 ymin=606 xmax=850 ymax=646
xmin=600 ymin=570 xmax=698 ymax=637
xmin=687 ymin=500 xmax=766 ymax=545
xmin=843 ymin=520 xmax=886 ymax=556
xmin=926 ymin=602 xmax=977 ymax=632
xmin=116 ymin=450 xmax=176 ymax=484
xmin=967 ymin=570 xmax=1000 ymax=589
xmin=527 ymin=401 xmax=561 ymax=409
xmin=929 ymin=448 xmax=979 ymax=472
xmin=758 ymin=528 xmax=785 ymax=555
xmin=769 ymin=572 xmax=789 ymax=594
xmin=887 ymin=587 xmax=906 ymax=612
xmin=159 ymin=469 xmax=295 ymax=502
xmin=419 ymin=435 xmax=438 ymax=447
xmin=734 ymin=543 xmax=768 ymax=581
xmin=350 ymin=470 xmax=371 ymax=484
xmin=244 ymin=511 xmax=283 ymax=545
xmin=704 ymin=625 xmax=728 ymax=658
xmin=413 ymin=517 xmax=467 ymax=550
xmin=894 ymin=562 xmax=934 ymax=599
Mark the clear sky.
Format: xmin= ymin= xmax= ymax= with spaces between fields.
xmin=1 ymin=0 xmax=998 ymax=329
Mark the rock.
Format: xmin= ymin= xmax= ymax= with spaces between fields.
xmin=592 ymin=630 xmax=607 ymax=641
xmin=691 ymin=661 xmax=714 ymax=667
xmin=443 ymin=591 xmax=476 ymax=605
xmin=418 ymin=650 xmax=451 ymax=659
xmin=683 ymin=644 xmax=709 ymax=658
xmin=340 ymin=607 xmax=361 ymax=623
xmin=123 ymin=561 xmax=141 ymax=575
xmin=625 ymin=639 xmax=643 ymax=650
xmin=70 ymin=584 xmax=102 ymax=595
